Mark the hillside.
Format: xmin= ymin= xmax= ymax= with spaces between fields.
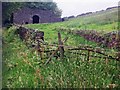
xmin=25 ymin=7 xmax=119 ymax=49
xmin=2 ymin=6 xmax=120 ymax=88
xmin=3 ymin=26 xmax=119 ymax=88
xmin=60 ymin=7 xmax=118 ymax=33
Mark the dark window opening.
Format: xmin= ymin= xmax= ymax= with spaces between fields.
xmin=32 ymin=15 xmax=39 ymax=24
xmin=25 ymin=22 xmax=28 ymax=24
xmin=10 ymin=13 xmax=13 ymax=23
xmin=62 ymin=18 xmax=65 ymax=22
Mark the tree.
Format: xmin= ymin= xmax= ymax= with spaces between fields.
xmin=25 ymin=2 xmax=62 ymax=17
xmin=2 ymin=2 xmax=24 ymax=26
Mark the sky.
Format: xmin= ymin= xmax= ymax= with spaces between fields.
xmin=53 ymin=0 xmax=120 ymax=17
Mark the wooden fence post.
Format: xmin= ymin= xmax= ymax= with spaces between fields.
xmin=37 ymin=40 xmax=43 ymax=60
xmin=45 ymin=48 xmax=59 ymax=65
xmin=105 ymin=57 xmax=108 ymax=64
xmin=87 ymin=50 xmax=90 ymax=61
xmin=58 ymin=32 xmax=64 ymax=60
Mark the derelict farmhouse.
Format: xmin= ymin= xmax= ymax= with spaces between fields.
xmin=13 ymin=7 xmax=62 ymax=24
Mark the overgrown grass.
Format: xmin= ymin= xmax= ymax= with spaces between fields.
xmin=2 ymin=8 xmax=120 ymax=88
xmin=26 ymin=24 xmax=98 ymax=47
xmin=46 ymin=7 xmax=118 ymax=33
xmin=63 ymin=8 xmax=118 ymax=33
xmin=2 ymin=25 xmax=120 ymax=88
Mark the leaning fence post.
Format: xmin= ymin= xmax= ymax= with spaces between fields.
xmin=58 ymin=32 xmax=64 ymax=60
xmin=37 ymin=40 xmax=43 ymax=60
xmin=105 ymin=56 xmax=108 ymax=64
xmin=87 ymin=50 xmax=90 ymax=61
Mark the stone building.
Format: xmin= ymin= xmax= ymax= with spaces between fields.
xmin=13 ymin=7 xmax=62 ymax=24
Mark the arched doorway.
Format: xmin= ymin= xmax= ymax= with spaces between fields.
xmin=32 ymin=15 xmax=39 ymax=24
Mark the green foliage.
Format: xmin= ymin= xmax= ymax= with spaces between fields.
xmin=2 ymin=1 xmax=62 ymax=26
xmin=59 ymin=8 xmax=118 ymax=33
xmin=25 ymin=2 xmax=62 ymax=17
xmin=26 ymin=2 xmax=54 ymax=10
xmin=26 ymin=24 xmax=98 ymax=47
xmin=2 ymin=7 xmax=120 ymax=88
xmin=3 ymin=24 xmax=120 ymax=88
xmin=2 ymin=2 xmax=24 ymax=25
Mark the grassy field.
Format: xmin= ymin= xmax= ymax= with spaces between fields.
xmin=2 ymin=26 xmax=120 ymax=88
xmin=26 ymin=24 xmax=98 ymax=47
xmin=2 ymin=7 xmax=120 ymax=88
xmin=63 ymin=7 xmax=118 ymax=33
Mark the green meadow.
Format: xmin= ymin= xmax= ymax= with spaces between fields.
xmin=2 ymin=7 xmax=120 ymax=88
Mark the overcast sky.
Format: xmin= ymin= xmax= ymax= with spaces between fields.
xmin=53 ymin=0 xmax=120 ymax=17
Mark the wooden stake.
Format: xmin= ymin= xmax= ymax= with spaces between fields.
xmin=45 ymin=32 xmax=67 ymax=65
xmin=37 ymin=40 xmax=43 ymax=60
xmin=87 ymin=50 xmax=90 ymax=61
xmin=45 ymin=48 xmax=59 ymax=65
xmin=58 ymin=32 xmax=64 ymax=60
xmin=105 ymin=57 xmax=108 ymax=65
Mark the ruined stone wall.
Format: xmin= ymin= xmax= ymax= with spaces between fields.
xmin=13 ymin=7 xmax=62 ymax=24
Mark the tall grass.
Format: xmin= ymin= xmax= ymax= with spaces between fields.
xmin=2 ymin=25 xmax=120 ymax=88
xmin=2 ymin=8 xmax=120 ymax=88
